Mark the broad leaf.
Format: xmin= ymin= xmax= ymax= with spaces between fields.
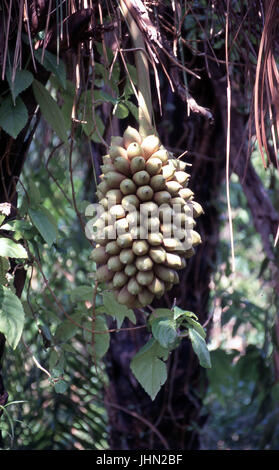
xmin=102 ymin=291 xmax=136 ymax=328
xmin=188 ymin=327 xmax=211 ymax=368
xmin=130 ymin=338 xmax=168 ymax=401
xmin=0 ymin=237 xmax=28 ymax=259
xmin=70 ymin=285 xmax=94 ymax=302
xmin=32 ymin=79 xmax=68 ymax=144
xmin=151 ymin=317 xmax=178 ymax=349
xmin=34 ymin=50 xmax=66 ymax=89
xmin=6 ymin=68 xmax=34 ymax=103
xmin=28 ymin=206 xmax=57 ymax=247
xmin=185 ymin=317 xmax=206 ymax=339
xmin=0 ymin=285 xmax=25 ymax=349
xmin=0 ymin=95 xmax=28 ymax=139
xmin=84 ymin=316 xmax=110 ymax=358
xmin=54 ymin=312 xmax=84 ymax=343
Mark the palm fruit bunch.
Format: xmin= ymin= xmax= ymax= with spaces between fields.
xmin=91 ymin=126 xmax=203 ymax=309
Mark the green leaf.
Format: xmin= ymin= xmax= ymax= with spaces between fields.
xmin=54 ymin=312 xmax=83 ymax=343
xmin=102 ymin=291 xmax=136 ymax=328
xmin=70 ymin=285 xmax=94 ymax=302
xmin=130 ymin=338 xmax=168 ymax=400
xmin=0 ymin=95 xmax=28 ymax=139
xmin=113 ymin=101 xmax=129 ymax=119
xmin=173 ymin=306 xmax=198 ymax=321
xmin=185 ymin=317 xmax=206 ymax=339
xmin=32 ymin=79 xmax=68 ymax=144
xmin=0 ymin=237 xmax=28 ymax=259
xmin=54 ymin=380 xmax=68 ymax=394
xmin=151 ymin=317 xmax=178 ymax=349
xmin=188 ymin=328 xmax=211 ymax=368
xmin=28 ymin=206 xmax=57 ymax=247
xmin=93 ymin=316 xmax=110 ymax=358
xmin=6 ymin=68 xmax=34 ymax=103
xmin=0 ymin=285 xmax=25 ymax=349
xmin=34 ymin=50 xmax=66 ymax=89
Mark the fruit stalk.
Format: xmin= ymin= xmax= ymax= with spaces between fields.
xmin=119 ymin=0 xmax=154 ymax=137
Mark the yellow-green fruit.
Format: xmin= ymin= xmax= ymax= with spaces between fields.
xmin=100 ymin=197 xmax=108 ymax=210
xmin=173 ymin=171 xmax=189 ymax=185
xmin=145 ymin=157 xmax=162 ymax=176
xmin=101 ymin=162 xmax=115 ymax=174
xmin=136 ymin=270 xmax=154 ymax=286
xmin=148 ymin=277 xmax=165 ymax=296
xmin=120 ymin=178 xmax=137 ymax=195
xmin=165 ymin=181 xmax=182 ymax=196
xmin=141 ymin=135 xmax=160 ymax=159
xmin=126 ymin=210 xmax=140 ymax=227
xmin=133 ymin=170 xmax=150 ymax=186
xmin=162 ymin=164 xmax=176 ymax=181
xmin=109 ymin=145 xmax=128 ymax=160
xmin=150 ymin=175 xmax=166 ymax=191
xmin=116 ymin=233 xmax=133 ymax=248
xmin=148 ymin=232 xmax=163 ymax=246
xmin=164 ymin=252 xmax=183 ymax=269
xmin=91 ymin=246 xmax=109 ymax=264
xmin=118 ymin=286 xmax=136 ymax=307
xmin=96 ymin=265 xmax=114 ymax=282
xmin=135 ymin=255 xmax=153 ymax=271
xmin=119 ymin=248 xmax=135 ymax=265
xmin=127 ymin=277 xmax=142 ymax=295
xmin=104 ymin=171 xmax=126 ymax=189
xmin=115 ymin=217 xmax=129 ymax=234
xmin=109 ymin=204 xmax=126 ymax=219
xmin=106 ymin=241 xmax=121 ymax=255
xmin=113 ymin=156 xmax=130 ymax=175
xmin=130 ymin=156 xmax=146 ymax=174
xmin=191 ymin=230 xmax=202 ymax=246
xmin=107 ymin=255 xmax=123 ymax=272
xmin=136 ymin=185 xmax=154 ymax=201
xmin=98 ymin=180 xmax=110 ymax=194
xmin=125 ymin=264 xmax=137 ymax=277
xmin=132 ymin=240 xmax=149 ymax=256
xmin=123 ymin=126 xmax=142 ymax=148
xmin=151 ymin=148 xmax=169 ymax=164
xmin=113 ymin=271 xmax=128 ymax=288
xmin=127 ymin=142 xmax=143 ymax=159
xmin=149 ymin=246 xmax=166 ymax=264
xmin=154 ymin=264 xmax=176 ymax=283
xmin=154 ymin=190 xmax=172 ymax=205
xmin=142 ymin=216 xmax=160 ymax=232
xmin=192 ymin=201 xmax=204 ymax=218
xmin=106 ymin=189 xmax=122 ymax=205
xmin=138 ymin=288 xmax=154 ymax=307
xmin=131 ymin=225 xmax=148 ymax=240
xmin=122 ymin=194 xmax=140 ymax=210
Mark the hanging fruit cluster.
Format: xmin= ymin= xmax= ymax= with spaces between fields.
xmin=91 ymin=126 xmax=203 ymax=309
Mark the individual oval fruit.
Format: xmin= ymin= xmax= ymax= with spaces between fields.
xmin=123 ymin=126 xmax=142 ymax=148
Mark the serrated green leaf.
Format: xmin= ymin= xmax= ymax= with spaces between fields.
xmin=28 ymin=206 xmax=57 ymax=247
xmin=188 ymin=327 xmax=211 ymax=368
xmin=0 ymin=237 xmax=28 ymax=259
xmin=6 ymin=68 xmax=34 ymax=103
xmin=0 ymin=95 xmax=28 ymax=139
xmin=151 ymin=317 xmax=178 ymax=349
xmin=32 ymin=79 xmax=68 ymax=144
xmin=102 ymin=291 xmax=136 ymax=328
xmin=0 ymin=285 xmax=25 ymax=349
xmin=130 ymin=338 xmax=168 ymax=400
xmin=34 ymin=50 xmax=66 ymax=89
